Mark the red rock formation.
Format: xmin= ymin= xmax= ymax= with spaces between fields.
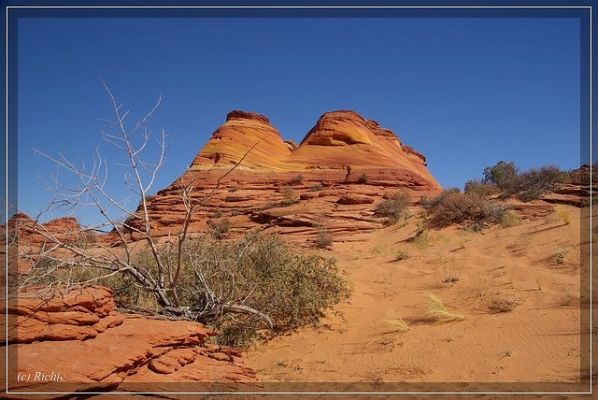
xmin=125 ymin=110 xmax=442 ymax=243
xmin=2 ymin=286 xmax=257 ymax=393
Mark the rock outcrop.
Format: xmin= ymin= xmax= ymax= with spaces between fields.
xmin=2 ymin=286 xmax=256 ymax=393
xmin=126 ymin=110 xmax=442 ymax=243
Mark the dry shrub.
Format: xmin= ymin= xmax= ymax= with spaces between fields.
xmin=281 ymin=186 xmax=299 ymax=205
xmin=556 ymin=292 xmax=576 ymax=307
xmin=482 ymin=161 xmax=567 ymax=201
xmin=384 ymin=318 xmax=409 ymax=332
xmin=551 ymin=248 xmax=569 ymax=265
xmin=207 ymin=217 xmax=230 ymax=239
xmin=499 ymin=211 xmax=522 ymax=228
xmin=28 ymin=233 xmax=349 ymax=349
xmin=288 ymin=174 xmax=304 ymax=185
xmin=556 ymin=206 xmax=571 ymax=225
xmin=394 ymin=250 xmax=410 ymax=262
xmin=376 ymin=191 xmax=410 ymax=224
xmin=464 ymin=180 xmax=500 ymax=198
xmin=486 ymin=295 xmax=520 ymax=313
xmin=357 ymin=173 xmax=369 ymax=184
xmin=424 ymin=190 xmax=507 ymax=231
xmin=413 ymin=224 xmax=430 ymax=249
xmin=425 ymin=293 xmax=465 ymax=323
xmin=315 ymin=226 xmax=333 ymax=249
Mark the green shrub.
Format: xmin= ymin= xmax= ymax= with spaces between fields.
xmin=375 ymin=191 xmax=410 ymax=223
xmin=24 ymin=232 xmax=350 ymax=349
xmin=127 ymin=233 xmax=348 ymax=347
xmin=357 ymin=173 xmax=369 ymax=184
xmin=479 ymin=162 xmax=567 ymax=202
xmin=483 ymin=161 xmax=519 ymax=191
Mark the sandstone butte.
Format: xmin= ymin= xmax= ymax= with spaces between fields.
xmin=125 ymin=110 xmax=443 ymax=241
xmin=1 ymin=286 xmax=257 ymax=394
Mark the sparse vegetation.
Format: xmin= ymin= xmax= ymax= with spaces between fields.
xmin=483 ymin=161 xmax=519 ymax=192
xmin=288 ymin=174 xmax=304 ymax=185
xmin=479 ymin=161 xmax=567 ymax=202
xmin=413 ymin=223 xmax=430 ymax=249
xmin=281 ymin=186 xmax=300 ymax=205
xmin=423 ymin=190 xmax=507 ymax=230
xmin=442 ymin=267 xmax=459 ymax=284
xmin=394 ymin=250 xmax=410 ymax=262
xmin=556 ymin=292 xmax=576 ymax=307
xmin=552 ymin=248 xmax=569 ymax=265
xmin=309 ymin=183 xmax=323 ymax=191
xmin=315 ymin=226 xmax=333 ymax=249
xmin=486 ymin=295 xmax=519 ymax=314
xmin=375 ymin=191 xmax=410 ymax=224
xmin=425 ymin=293 xmax=465 ymax=323
xmin=385 ymin=318 xmax=410 ymax=332
xmin=207 ymin=217 xmax=230 ymax=239
xmin=228 ymin=186 xmax=238 ymax=192
xmin=464 ymin=179 xmax=500 ymax=198
xmin=357 ymin=173 xmax=369 ymax=184
xmin=556 ymin=206 xmax=571 ymax=225
xmin=499 ymin=211 xmax=522 ymax=228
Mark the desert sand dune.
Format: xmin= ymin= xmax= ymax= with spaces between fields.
xmin=247 ymin=206 xmax=586 ymax=385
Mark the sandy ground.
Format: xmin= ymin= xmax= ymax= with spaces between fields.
xmin=246 ymin=206 xmax=587 ymax=384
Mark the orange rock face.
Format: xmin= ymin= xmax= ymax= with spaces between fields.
xmin=3 ymin=286 xmax=257 ymax=393
xmin=127 ymin=110 xmax=442 ymax=243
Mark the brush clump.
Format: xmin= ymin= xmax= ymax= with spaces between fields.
xmin=425 ymin=292 xmax=465 ymax=323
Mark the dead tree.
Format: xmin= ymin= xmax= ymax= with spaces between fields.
xmin=16 ymin=81 xmax=271 ymax=328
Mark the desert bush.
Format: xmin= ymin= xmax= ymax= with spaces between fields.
xmin=357 ymin=173 xmax=369 ymax=184
xmin=552 ymin=248 xmax=569 ymax=265
xmin=424 ymin=190 xmax=507 ymax=230
xmin=315 ymin=226 xmax=333 ymax=249
xmin=207 ymin=217 xmax=230 ymax=239
xmin=309 ymin=183 xmax=323 ymax=191
xmin=413 ymin=226 xmax=430 ymax=249
xmin=375 ymin=191 xmax=410 ymax=223
xmin=499 ymin=211 xmax=522 ymax=227
xmin=464 ymin=179 xmax=500 ymax=198
xmin=479 ymin=161 xmax=567 ymax=201
xmin=281 ymin=186 xmax=299 ymax=205
xmin=288 ymin=174 xmax=304 ymax=185
xmin=394 ymin=250 xmax=410 ymax=262
xmin=514 ymin=165 xmax=567 ymax=201
xmin=140 ymin=233 xmax=348 ymax=347
xmin=487 ymin=295 xmax=519 ymax=313
xmin=483 ymin=161 xmax=519 ymax=191
xmin=228 ymin=186 xmax=238 ymax=192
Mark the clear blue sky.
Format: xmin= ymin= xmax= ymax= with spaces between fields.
xmin=17 ymin=17 xmax=580 ymax=223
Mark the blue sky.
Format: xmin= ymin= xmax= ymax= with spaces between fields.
xmin=17 ymin=17 xmax=580 ymax=223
